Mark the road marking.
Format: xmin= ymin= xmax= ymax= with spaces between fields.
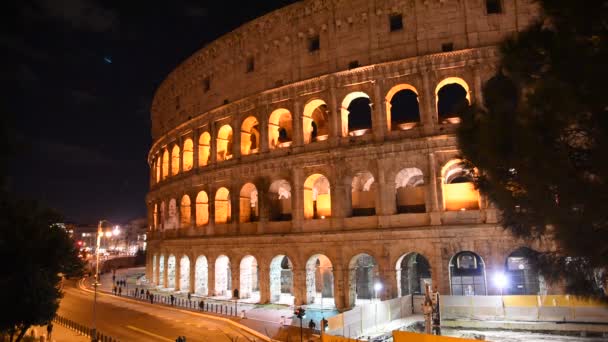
xmin=125 ymin=325 xmax=174 ymax=341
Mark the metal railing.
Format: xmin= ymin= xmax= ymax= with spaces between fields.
xmin=123 ymin=290 xmax=242 ymax=317
xmin=53 ymin=315 xmax=119 ymax=342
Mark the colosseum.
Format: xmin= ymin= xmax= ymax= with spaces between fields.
xmin=146 ymin=0 xmax=549 ymax=311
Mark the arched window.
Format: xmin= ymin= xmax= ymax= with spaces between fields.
xmin=198 ymin=132 xmax=211 ymax=167
xmin=305 ymin=254 xmax=335 ymax=307
xmin=155 ymin=155 xmax=161 ymax=183
xmin=436 ymin=77 xmax=471 ymax=123
xmin=195 ymin=191 xmax=209 ymax=226
xmin=215 ymin=187 xmax=231 ymax=224
xmin=239 ymin=183 xmax=259 ymax=223
xmin=351 ymin=171 xmax=376 ymax=216
xmin=449 ymin=251 xmax=486 ymax=296
xmin=505 ymin=247 xmax=543 ymax=295
xmin=162 ymin=149 xmax=169 ymax=179
xmin=270 ymin=255 xmax=294 ymax=304
xmin=395 ymin=168 xmax=426 ymax=213
xmin=269 ymin=179 xmax=292 ymax=221
xmin=386 ymin=85 xmax=420 ymax=131
xmin=171 ymin=145 xmax=180 ymax=176
xmin=182 ymin=139 xmax=194 ymax=171
xmin=216 ymin=125 xmax=233 ymax=161
xmin=160 ymin=201 xmax=166 ymax=230
xmin=348 ymin=253 xmax=379 ymax=307
xmin=153 ymin=204 xmax=158 ymax=230
xmin=341 ymin=92 xmax=372 ymax=137
xmin=304 ymin=174 xmax=331 ymax=219
xmin=214 ymin=255 xmax=231 ymax=297
xmin=241 ymin=116 xmax=260 ymax=155
xmin=165 ymin=198 xmax=178 ymax=229
xmin=180 ymin=195 xmax=191 ymax=228
xmin=268 ymin=108 xmax=293 ymax=149
xmin=303 ymin=99 xmax=329 ymax=143
xmin=442 ymin=160 xmax=480 ymax=211
xmin=395 ymin=253 xmax=431 ymax=296
xmin=239 ymin=255 xmax=259 ymax=300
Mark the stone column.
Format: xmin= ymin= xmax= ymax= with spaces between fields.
xmin=332 ymin=266 xmax=347 ymax=310
xmin=167 ymin=144 xmax=173 ymax=179
xmin=421 ymin=71 xmax=435 ymax=134
xmin=207 ymin=187 xmax=216 ymax=236
xmin=473 ymin=67 xmax=483 ymax=106
xmin=376 ymin=166 xmax=396 ymax=216
xmin=293 ymin=100 xmax=303 ymax=147
xmin=190 ymin=191 xmax=196 ymax=228
xmin=210 ymin=121 xmax=217 ymax=164
xmin=231 ymin=262 xmax=240 ymax=298
xmin=292 ymin=267 xmax=307 ymax=306
xmin=331 ymin=171 xmax=350 ymax=219
xmin=178 ymin=137 xmax=184 ymax=174
xmin=159 ymin=151 xmax=164 ymax=181
xmin=175 ymin=257 xmax=182 ymax=291
xmin=232 ymin=116 xmax=241 ymax=160
xmin=205 ymin=258 xmax=215 ymax=296
xmin=291 ymin=168 xmax=304 ymax=232
xmin=257 ymin=187 xmax=268 ymax=234
xmin=372 ymin=80 xmax=387 ymax=143
xmin=258 ymin=261 xmax=271 ymax=304
xmin=329 ymin=79 xmax=340 ymax=146
xmin=379 ymin=266 xmax=398 ymax=301
xmin=163 ymin=255 xmax=169 ymax=288
xmin=428 ymin=153 xmax=442 ymax=225
xmin=192 ymin=129 xmax=200 ymax=170
xmin=189 ymin=255 xmax=196 ymax=294
xmin=230 ymin=185 xmax=240 ymax=234
xmin=154 ymin=254 xmax=160 ymax=286
xmin=260 ymin=107 xmax=270 ymax=153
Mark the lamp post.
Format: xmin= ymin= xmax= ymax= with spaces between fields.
xmin=493 ymin=272 xmax=508 ymax=318
xmin=91 ymin=220 xmax=105 ymax=342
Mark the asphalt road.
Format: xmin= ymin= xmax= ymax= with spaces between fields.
xmin=58 ymin=279 xmax=262 ymax=342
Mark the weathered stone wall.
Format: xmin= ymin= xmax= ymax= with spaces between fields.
xmin=145 ymin=0 xmax=549 ymax=311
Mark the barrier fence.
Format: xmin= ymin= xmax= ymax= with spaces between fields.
xmin=122 ymin=289 xmax=241 ymax=317
xmin=53 ymin=315 xmax=119 ymax=342
xmin=392 ymin=331 xmax=478 ymax=342
xmin=440 ymin=295 xmax=608 ymax=323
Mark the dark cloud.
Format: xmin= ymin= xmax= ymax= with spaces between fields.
xmin=183 ymin=5 xmax=208 ymax=18
xmin=68 ymin=88 xmax=100 ymax=105
xmin=36 ymin=139 xmax=119 ymax=167
xmin=35 ymin=0 xmax=119 ymax=32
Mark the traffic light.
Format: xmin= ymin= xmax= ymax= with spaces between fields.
xmin=321 ymin=318 xmax=328 ymax=331
xmin=294 ymin=307 xmax=306 ymax=319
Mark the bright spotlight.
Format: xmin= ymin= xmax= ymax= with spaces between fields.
xmin=493 ymin=272 xmax=508 ymax=289
xmin=374 ymin=282 xmax=383 ymax=292
xmin=104 ymin=231 xmax=112 ymax=238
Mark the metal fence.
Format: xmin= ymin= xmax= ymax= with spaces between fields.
xmin=124 ymin=290 xmax=242 ymax=317
xmin=53 ymin=315 xmax=119 ymax=342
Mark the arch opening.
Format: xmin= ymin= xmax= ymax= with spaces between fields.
xmin=179 ymin=255 xmax=190 ymax=292
xmin=269 ymin=179 xmax=292 ymax=221
xmin=348 ymin=253 xmax=379 ymax=307
xmin=351 ymin=171 xmax=376 ymax=216
xmin=442 ymin=160 xmax=480 ymax=211
xmin=195 ymin=255 xmax=209 ymax=296
xmin=214 ymin=255 xmax=231 ymax=298
xmin=216 ymin=125 xmax=233 ymax=161
xmin=158 ymin=254 xmax=165 ymax=287
xmin=171 ymin=145 xmax=180 ymax=176
xmin=167 ymin=254 xmax=176 ymax=289
xmin=303 ymin=100 xmax=329 ymax=143
xmin=449 ymin=251 xmax=487 ymax=296
xmin=388 ymin=87 xmax=420 ymax=131
xmin=180 ymin=195 xmax=191 ymax=228
xmin=153 ymin=204 xmax=158 ymax=230
xmin=239 ymin=183 xmax=259 ymax=223
xmin=183 ymin=138 xmax=194 ymax=171
xmin=395 ymin=168 xmax=426 ymax=213
xmin=152 ymin=254 xmax=158 ymax=284
xmin=155 ymin=156 xmax=161 ymax=183
xmin=505 ymin=247 xmax=544 ymax=295
xmin=270 ymin=255 xmax=294 ymax=305
xmin=436 ymin=77 xmax=471 ymax=124
xmin=159 ymin=201 xmax=165 ymax=231
xmin=162 ymin=150 xmax=169 ymax=180
xmin=269 ymin=109 xmax=293 ymax=149
xmin=195 ymin=191 xmax=209 ymax=226
xmin=239 ymin=255 xmax=260 ymax=301
xmin=215 ymin=187 xmax=231 ymax=224
xmin=241 ymin=116 xmax=260 ymax=155
xmin=198 ymin=132 xmax=211 ymax=167
xmin=341 ymin=92 xmax=372 ymax=137
xmin=304 ymin=174 xmax=331 ymax=219
xmin=395 ymin=253 xmax=431 ymax=297
xmin=305 ymin=254 xmax=335 ymax=309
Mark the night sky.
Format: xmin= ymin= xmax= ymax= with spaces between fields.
xmin=3 ymin=0 xmax=298 ymax=224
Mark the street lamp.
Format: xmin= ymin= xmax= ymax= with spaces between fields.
xmin=91 ymin=220 xmax=106 ymax=341
xmin=373 ymin=282 xmax=383 ymax=302
xmin=493 ymin=272 xmax=508 ymax=296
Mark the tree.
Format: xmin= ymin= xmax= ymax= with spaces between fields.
xmin=457 ymin=0 xmax=608 ymax=297
xmin=0 ymin=198 xmax=84 ymax=341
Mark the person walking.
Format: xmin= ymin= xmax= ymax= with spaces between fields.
xmin=140 ymin=288 xmax=145 ymax=298
xmin=135 ymin=287 xmax=139 ymax=298
xmin=187 ymin=292 xmax=191 ymax=301
xmin=170 ymin=294 xmax=175 ymax=306
xmin=118 ymin=286 xmax=122 ymax=296
xmin=308 ymin=319 xmax=316 ymax=331
xmin=199 ymin=300 xmax=205 ymax=311
xmin=47 ymin=322 xmax=53 ymax=341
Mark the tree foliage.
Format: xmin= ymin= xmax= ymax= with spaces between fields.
xmin=457 ymin=0 xmax=608 ymax=297
xmin=0 ymin=197 xmax=84 ymax=341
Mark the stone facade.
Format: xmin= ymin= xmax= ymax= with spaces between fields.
xmin=146 ymin=0 xmax=548 ymax=311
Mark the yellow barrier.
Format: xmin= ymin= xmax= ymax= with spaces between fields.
xmin=498 ymin=295 xmax=607 ymax=308
xmin=393 ymin=331 xmax=480 ymax=342
xmin=502 ymin=295 xmax=538 ymax=308
xmin=322 ymin=334 xmax=362 ymax=342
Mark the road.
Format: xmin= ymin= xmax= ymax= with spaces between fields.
xmin=58 ymin=279 xmax=264 ymax=342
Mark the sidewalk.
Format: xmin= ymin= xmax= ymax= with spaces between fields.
xmin=27 ymin=324 xmax=89 ymax=342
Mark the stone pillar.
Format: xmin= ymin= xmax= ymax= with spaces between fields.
xmin=421 ymin=71 xmax=435 ymax=134
xmin=473 ymin=67 xmax=483 ymax=106
xmin=192 ymin=129 xmax=199 ymax=170
xmin=257 ymin=187 xmax=269 ymax=234
xmin=331 ymin=172 xmax=349 ymax=219
xmin=376 ymin=166 xmax=396 ymax=216
xmin=291 ymin=168 xmax=304 ymax=232
xmin=159 ymin=151 xmax=164 ymax=181
xmin=190 ymin=191 xmax=196 ymax=228
xmin=372 ymin=80 xmax=386 ymax=143
xmin=293 ymin=100 xmax=303 ymax=147
xmin=231 ymin=262 xmax=240 ymax=298
xmin=207 ymin=187 xmax=216 ymax=236
xmin=163 ymin=255 xmax=169 ymax=288
xmin=175 ymin=257 xmax=182 ymax=291
xmin=230 ymin=185 xmax=239 ymax=233
xmin=208 ymin=258 xmax=216 ymax=296
xmin=258 ymin=261 xmax=271 ymax=304
xmin=329 ymin=79 xmax=340 ymax=146
xmin=379 ymin=266 xmax=398 ymax=301
xmin=178 ymin=137 xmax=184 ymax=174
xmin=292 ymin=267 xmax=307 ymax=306
xmin=232 ymin=116 xmax=241 ymax=160
xmin=210 ymin=121 xmax=217 ymax=164
xmin=260 ymin=107 xmax=270 ymax=153
xmin=189 ymin=256 xmax=196 ymax=294
xmin=332 ymin=266 xmax=347 ymax=310
xmin=428 ymin=152 xmax=442 ymax=225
